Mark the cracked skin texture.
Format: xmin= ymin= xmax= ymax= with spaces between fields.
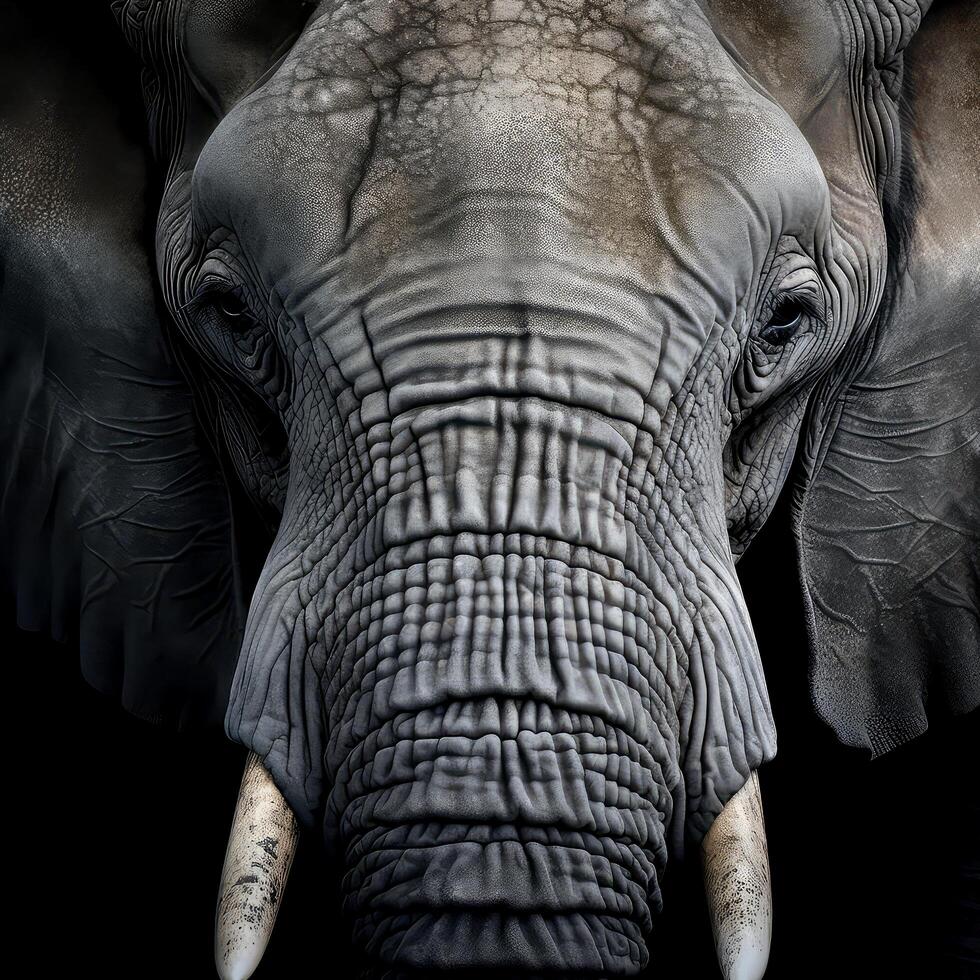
xmin=4 ymin=0 xmax=977 ymax=976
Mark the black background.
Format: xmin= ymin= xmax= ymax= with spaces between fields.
xmin=3 ymin=3 xmax=978 ymax=978
xmin=5 ymin=498 xmax=977 ymax=979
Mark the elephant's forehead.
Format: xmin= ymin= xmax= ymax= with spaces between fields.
xmin=193 ymin=0 xmax=825 ymax=316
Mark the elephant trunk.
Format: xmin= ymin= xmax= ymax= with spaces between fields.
xmin=323 ymin=544 xmax=677 ymax=974
xmin=215 ymin=757 xmax=772 ymax=980
xmin=225 ymin=375 xmax=774 ymax=974
xmin=325 ymin=568 xmax=678 ymax=975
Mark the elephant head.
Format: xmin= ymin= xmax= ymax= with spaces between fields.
xmin=1 ymin=1 xmax=977 ymax=977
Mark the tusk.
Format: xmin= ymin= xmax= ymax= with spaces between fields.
xmin=701 ymin=770 xmax=772 ymax=980
xmin=215 ymin=752 xmax=299 ymax=980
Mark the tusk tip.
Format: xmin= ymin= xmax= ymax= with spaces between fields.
xmin=724 ymin=942 xmax=770 ymax=980
xmin=722 ymin=933 xmax=769 ymax=980
xmin=216 ymin=946 xmax=263 ymax=980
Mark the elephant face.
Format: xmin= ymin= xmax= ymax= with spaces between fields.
xmin=2 ymin=1 xmax=977 ymax=977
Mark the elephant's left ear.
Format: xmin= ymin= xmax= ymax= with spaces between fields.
xmin=0 ymin=8 xmax=243 ymax=727
xmin=795 ymin=1 xmax=979 ymax=754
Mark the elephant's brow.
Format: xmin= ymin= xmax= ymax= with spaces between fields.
xmin=295 ymin=0 xmax=718 ymax=83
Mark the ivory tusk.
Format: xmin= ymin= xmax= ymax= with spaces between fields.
xmin=215 ymin=752 xmax=299 ymax=980
xmin=701 ymin=770 xmax=772 ymax=980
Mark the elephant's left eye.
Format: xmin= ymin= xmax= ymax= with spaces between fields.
xmin=760 ymin=299 xmax=806 ymax=346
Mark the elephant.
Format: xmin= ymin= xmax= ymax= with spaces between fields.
xmin=1 ymin=0 xmax=977 ymax=977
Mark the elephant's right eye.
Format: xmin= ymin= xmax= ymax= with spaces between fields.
xmin=211 ymin=291 xmax=257 ymax=330
xmin=186 ymin=276 xmax=259 ymax=331
xmin=216 ymin=292 xmax=249 ymax=320
xmin=184 ymin=282 xmax=282 ymax=385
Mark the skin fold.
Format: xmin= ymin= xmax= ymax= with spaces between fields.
xmin=0 ymin=0 xmax=976 ymax=975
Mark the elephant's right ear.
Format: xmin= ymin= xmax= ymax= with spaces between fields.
xmin=794 ymin=1 xmax=980 ymax=755
xmin=0 ymin=7 xmax=243 ymax=727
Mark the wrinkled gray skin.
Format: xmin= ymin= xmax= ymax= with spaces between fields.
xmin=2 ymin=0 xmax=978 ymax=975
xmin=176 ymin=3 xmax=802 ymax=967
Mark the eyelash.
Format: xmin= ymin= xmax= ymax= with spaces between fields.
xmin=759 ymin=298 xmax=807 ymax=347
xmin=187 ymin=281 xmax=259 ymax=328
xmin=214 ymin=291 xmax=249 ymax=320
xmin=180 ymin=279 xmax=287 ymax=396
